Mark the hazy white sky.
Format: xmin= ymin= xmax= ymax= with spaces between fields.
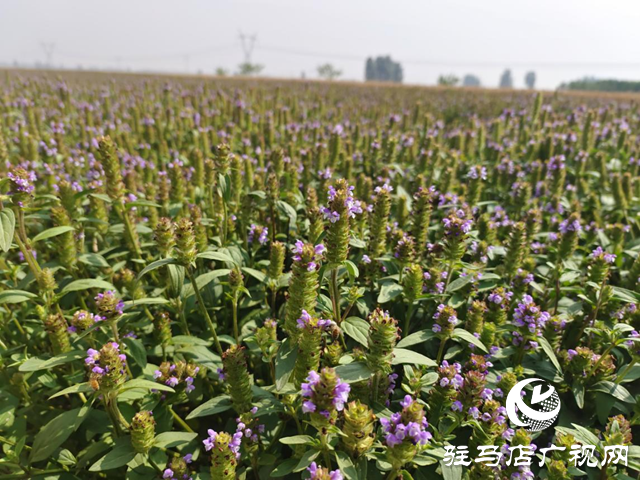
xmin=2 ymin=0 xmax=640 ymax=89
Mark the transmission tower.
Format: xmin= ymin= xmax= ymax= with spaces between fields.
xmin=40 ymin=42 xmax=55 ymax=68
xmin=238 ymin=31 xmax=257 ymax=64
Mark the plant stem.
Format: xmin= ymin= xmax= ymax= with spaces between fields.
xmin=329 ymin=267 xmax=341 ymax=323
xmin=436 ymin=337 xmax=447 ymax=364
xmin=615 ymin=360 xmax=637 ymax=384
xmin=186 ymin=267 xmax=223 ymax=355
xmin=232 ymin=294 xmax=239 ymax=345
xmin=169 ymin=406 xmax=195 ymax=433
xmin=403 ymin=303 xmax=415 ymax=337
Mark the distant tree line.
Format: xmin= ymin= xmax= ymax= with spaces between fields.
xmin=559 ymin=77 xmax=640 ymax=93
xmin=365 ymin=56 xmax=403 ymax=83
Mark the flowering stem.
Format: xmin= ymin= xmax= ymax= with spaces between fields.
xmin=329 ymin=268 xmax=341 ymax=323
xmin=615 ymin=360 xmax=636 ymax=384
xmin=436 ymin=337 xmax=447 ymax=364
xmin=104 ymin=393 xmax=129 ymax=436
xmin=320 ymin=432 xmax=332 ymax=469
xmin=232 ymin=294 xmax=239 ymax=345
xmin=385 ymin=469 xmax=399 ymax=480
xmin=169 ymin=405 xmax=195 ymax=433
xmin=176 ymin=298 xmax=191 ymax=336
xmin=117 ymin=203 xmax=143 ymax=259
xmin=403 ymin=303 xmax=415 ymax=337
xmin=587 ymin=344 xmax=614 ymax=380
xmin=186 ymin=268 xmax=223 ymax=356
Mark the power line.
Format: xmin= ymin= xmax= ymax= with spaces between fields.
xmin=238 ymin=31 xmax=257 ymax=64
xmin=256 ymin=45 xmax=640 ymax=69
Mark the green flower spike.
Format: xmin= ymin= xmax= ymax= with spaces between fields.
xmin=131 ymin=411 xmax=155 ymax=454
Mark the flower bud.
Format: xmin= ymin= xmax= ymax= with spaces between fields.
xmin=173 ymin=218 xmax=197 ymax=266
xmin=154 ymin=217 xmax=175 ymax=257
xmin=131 ymin=411 xmax=156 ymax=454
xmin=341 ymin=400 xmax=375 ymax=457
xmin=7 ymin=167 xmax=36 ymax=206
xmin=504 ymin=222 xmax=526 ymax=279
xmin=301 ymin=367 xmax=350 ymax=427
xmin=36 ymin=267 xmax=57 ymax=296
xmin=51 ymin=206 xmax=77 ymax=271
xmin=604 ymin=414 xmax=632 ymax=446
xmin=268 ymin=241 xmax=286 ymax=280
xmin=221 ymin=345 xmax=253 ymax=414
xmin=284 ymin=241 xmax=322 ymax=337
xmin=44 ymin=313 xmax=71 ymax=354
xmin=293 ymin=311 xmax=328 ymax=386
xmin=368 ymin=183 xmax=392 ymax=261
xmin=402 ymin=264 xmax=423 ymax=304
xmin=95 ymin=290 xmax=124 ymax=321
xmin=153 ymin=311 xmax=172 ymax=347
xmin=366 ymin=309 xmax=399 ymax=376
xmin=410 ymin=186 xmax=436 ymax=255
xmin=86 ymin=342 xmax=127 ymax=392
xmin=97 ymin=136 xmax=125 ymax=202
xmin=203 ymin=430 xmax=240 ymax=480
xmin=324 ymin=179 xmax=362 ymax=265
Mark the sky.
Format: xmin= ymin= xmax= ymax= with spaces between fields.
xmin=2 ymin=0 xmax=640 ymax=90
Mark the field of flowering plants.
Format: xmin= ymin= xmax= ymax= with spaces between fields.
xmin=1 ymin=72 xmax=640 ymax=480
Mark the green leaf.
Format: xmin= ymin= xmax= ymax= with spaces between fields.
xmin=30 ymin=405 xmax=90 ymax=463
xmin=342 ymin=316 xmax=369 ymax=347
xmin=89 ymin=438 xmax=137 ymax=471
xmin=270 ymin=458 xmax=298 ymax=477
xmin=392 ymin=348 xmax=436 ymax=367
xmin=275 ymin=338 xmax=297 ymax=392
xmin=591 ymin=380 xmax=635 ymax=403
xmin=378 ymin=283 xmax=403 ymax=303
xmin=121 ymin=378 xmax=175 ymax=393
xmin=186 ymin=395 xmax=232 ymax=419
xmin=276 ymin=200 xmax=297 ymax=230
xmin=343 ymin=260 xmax=359 ymax=280
xmin=123 ymin=297 xmax=169 ymax=308
xmin=0 ymin=289 xmax=37 ymax=305
xmin=49 ymin=382 xmax=93 ymax=400
xmin=136 ymin=258 xmax=177 ymax=280
xmin=182 ymin=269 xmax=230 ymax=298
xmin=611 ymin=286 xmax=638 ymax=304
xmin=60 ymin=278 xmax=116 ymax=295
xmin=538 ymin=336 xmax=562 ymax=373
xmin=125 ymin=199 xmax=161 ymax=209
xmin=242 ymin=267 xmax=267 ymax=283
xmin=572 ymin=384 xmax=585 ymax=409
xmin=441 ymin=463 xmax=463 ymax=480
xmin=279 ymin=435 xmax=314 ymax=445
xmin=294 ymin=449 xmax=320 ymax=472
xmin=20 ymin=350 xmax=84 ymax=372
xmin=335 ymin=362 xmax=373 ymax=383
xmin=153 ymin=432 xmax=198 ymax=449
xmin=196 ymin=251 xmax=238 ymax=264
xmin=0 ymin=208 xmax=15 ymax=252
xmin=123 ymin=338 xmax=147 ymax=369
xmin=397 ymin=329 xmax=435 ymax=349
xmin=32 ymin=225 xmax=75 ymax=243
xmin=452 ymin=328 xmax=487 ymax=353
xmin=335 ymin=451 xmax=359 ymax=480
xmin=446 ymin=275 xmax=472 ymax=293
xmin=78 ymin=253 xmax=110 ymax=268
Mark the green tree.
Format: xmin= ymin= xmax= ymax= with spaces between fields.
xmin=438 ymin=74 xmax=459 ymax=86
xmin=237 ymin=62 xmax=264 ymax=76
xmin=317 ymin=63 xmax=342 ymax=80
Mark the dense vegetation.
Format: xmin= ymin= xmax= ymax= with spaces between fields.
xmin=560 ymin=77 xmax=640 ymax=93
xmin=0 ymin=73 xmax=639 ymax=479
